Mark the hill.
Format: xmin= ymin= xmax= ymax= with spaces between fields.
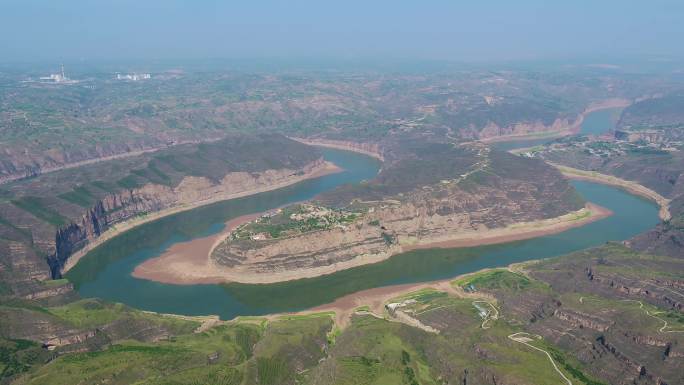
xmin=206 ymin=142 xmax=586 ymax=283
xmin=3 ymin=244 xmax=682 ymax=385
xmin=0 ymin=134 xmax=322 ymax=301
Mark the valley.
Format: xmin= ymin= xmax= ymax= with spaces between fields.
xmin=3 ymin=2 xmax=684 ymax=383
xmin=1 ymin=66 xmax=683 ymax=385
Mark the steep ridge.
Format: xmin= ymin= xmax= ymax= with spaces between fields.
xmin=0 ymin=134 xmax=324 ymax=295
xmin=52 ymin=157 xmax=331 ymax=276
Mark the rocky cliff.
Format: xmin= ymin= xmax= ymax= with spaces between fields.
xmin=0 ymin=133 xmax=323 ymax=291
xmin=476 ymin=116 xmax=579 ymax=140
xmin=48 ymin=157 xmax=328 ymax=277
xmin=291 ymin=137 xmax=384 ymax=160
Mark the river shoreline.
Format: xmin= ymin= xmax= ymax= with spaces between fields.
xmin=131 ymin=202 xmax=611 ymax=285
xmin=144 ymin=263 xmax=511 ymax=328
xmin=553 ymin=164 xmax=671 ymax=221
xmin=62 ymin=161 xmax=343 ymax=274
xmin=246 ymin=264 xmax=530 ymax=328
xmin=479 ymin=99 xmax=630 ymax=144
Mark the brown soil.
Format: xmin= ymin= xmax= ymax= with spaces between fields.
xmin=403 ymin=203 xmax=612 ymax=251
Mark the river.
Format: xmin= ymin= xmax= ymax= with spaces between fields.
xmin=492 ymin=107 xmax=624 ymax=151
xmin=68 ymin=108 xmax=659 ymax=319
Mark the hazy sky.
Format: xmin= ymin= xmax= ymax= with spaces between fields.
xmin=2 ymin=0 xmax=683 ymax=63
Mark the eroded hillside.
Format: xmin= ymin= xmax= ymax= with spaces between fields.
xmin=3 ymin=244 xmax=682 ymax=385
xmin=0 ymin=134 xmax=323 ymax=300
xmin=1 ymin=69 xmax=676 ymax=180
xmin=208 ymin=142 xmax=586 ymax=283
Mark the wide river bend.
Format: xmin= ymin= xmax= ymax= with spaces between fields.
xmin=68 ymin=109 xmax=659 ymax=319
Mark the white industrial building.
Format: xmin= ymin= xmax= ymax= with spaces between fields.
xmin=116 ymin=73 xmax=152 ymax=81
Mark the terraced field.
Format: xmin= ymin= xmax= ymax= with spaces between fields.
xmin=3 ymin=243 xmax=681 ymax=384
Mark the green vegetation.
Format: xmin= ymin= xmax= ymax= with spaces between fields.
xmin=391 ymin=288 xmax=448 ymax=303
xmin=12 ymin=321 xmax=268 ymax=385
xmin=544 ymin=344 xmax=607 ymax=385
xmin=117 ymin=174 xmax=143 ymax=189
xmin=10 ymin=196 xmax=67 ymax=226
xmin=90 ymin=180 xmax=117 ymax=192
xmin=453 ymin=269 xmax=547 ymax=292
xmin=380 ymin=232 xmax=394 ymax=245
xmin=278 ymin=311 xmax=336 ymax=321
xmin=320 ymin=143 xmax=481 ymax=203
xmin=256 ymin=357 xmax=291 ymax=385
xmin=58 ymin=186 xmax=96 ymax=207
xmin=48 ymin=298 xmax=199 ymax=334
xmin=9 ymin=245 xmax=684 ymax=384
xmin=0 ymin=338 xmax=50 ymax=381
xmin=231 ymin=204 xmax=360 ymax=240
xmin=42 ymin=278 xmax=69 ymax=287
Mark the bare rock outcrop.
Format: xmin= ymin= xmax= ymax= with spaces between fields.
xmin=48 ymin=158 xmax=328 ymax=277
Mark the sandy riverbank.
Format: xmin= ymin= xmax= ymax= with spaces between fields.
xmin=132 ymin=212 xmax=266 ymax=283
xmin=132 ymin=202 xmax=610 ymax=285
xmin=553 ymin=164 xmax=671 ymax=221
xmin=62 ymin=161 xmax=342 ymax=274
xmin=480 ymin=99 xmax=631 ymax=144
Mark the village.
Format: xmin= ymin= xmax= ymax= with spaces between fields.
xmin=229 ymin=203 xmax=361 ymax=241
xmin=518 ymin=133 xmax=682 ymax=160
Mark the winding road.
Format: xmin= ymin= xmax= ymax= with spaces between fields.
xmin=507 ymin=332 xmax=573 ymax=385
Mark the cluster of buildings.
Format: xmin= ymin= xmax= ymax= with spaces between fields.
xmin=38 ymin=64 xmax=79 ymax=84
xmin=115 ymin=73 xmax=152 ymax=81
xmin=289 ymin=204 xmax=333 ymax=222
xmin=29 ymin=65 xmax=154 ymax=86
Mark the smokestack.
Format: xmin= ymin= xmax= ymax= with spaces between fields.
xmin=61 ymin=64 xmax=65 ymax=79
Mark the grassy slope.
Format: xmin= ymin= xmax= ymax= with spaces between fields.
xmin=7 ymin=244 xmax=684 ymax=385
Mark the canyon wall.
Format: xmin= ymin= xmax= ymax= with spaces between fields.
xmin=48 ymin=157 xmax=328 ymax=277
xmin=291 ymin=137 xmax=384 ymax=160
xmin=476 ymin=117 xmax=579 ymax=140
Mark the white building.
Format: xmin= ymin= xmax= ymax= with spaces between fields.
xmin=116 ymin=73 xmax=152 ymax=81
xmin=39 ymin=64 xmax=78 ymax=84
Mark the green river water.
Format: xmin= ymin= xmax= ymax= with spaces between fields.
xmin=69 ymin=109 xmax=659 ymax=319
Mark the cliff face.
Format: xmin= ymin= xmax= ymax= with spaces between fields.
xmin=520 ymin=244 xmax=684 ymax=385
xmin=214 ymin=222 xmax=399 ymax=275
xmin=292 ymin=137 xmax=384 ymax=160
xmin=629 ymin=223 xmax=684 ymax=259
xmin=629 ymin=195 xmax=684 ymax=259
xmin=213 ymin=183 xmax=579 ymax=278
xmin=0 ymin=240 xmax=74 ymax=303
xmin=0 ymin=133 xmax=324 ymax=293
xmin=476 ymin=117 xmax=578 ymax=140
xmin=48 ymin=157 xmax=327 ymax=277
